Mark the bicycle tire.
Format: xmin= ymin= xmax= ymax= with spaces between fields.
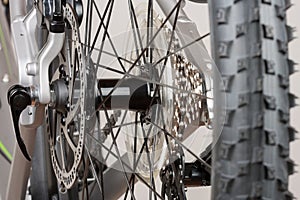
xmin=209 ymin=0 xmax=296 ymax=199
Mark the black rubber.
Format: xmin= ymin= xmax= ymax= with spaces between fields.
xmin=209 ymin=0 xmax=296 ymax=199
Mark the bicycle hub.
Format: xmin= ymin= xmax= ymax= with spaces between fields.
xmin=97 ymin=78 xmax=159 ymax=111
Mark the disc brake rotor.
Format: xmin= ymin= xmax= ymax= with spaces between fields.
xmin=46 ymin=3 xmax=86 ymax=191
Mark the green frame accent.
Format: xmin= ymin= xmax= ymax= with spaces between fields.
xmin=0 ymin=140 xmax=12 ymax=162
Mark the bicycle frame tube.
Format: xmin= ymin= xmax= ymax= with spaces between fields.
xmin=6 ymin=1 xmax=37 ymax=200
xmin=9 ymin=0 xmax=26 ymax=19
xmin=6 ymin=0 xmax=64 ymax=199
xmin=6 ymin=127 xmax=37 ymax=200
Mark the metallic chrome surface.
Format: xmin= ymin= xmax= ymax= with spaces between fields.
xmin=157 ymin=0 xmax=214 ymax=121
xmin=9 ymin=0 xmax=26 ymax=21
xmin=6 ymin=127 xmax=37 ymax=200
xmin=10 ymin=3 xmax=64 ymax=127
xmin=35 ymin=32 xmax=65 ymax=104
xmin=10 ymin=8 xmax=38 ymax=86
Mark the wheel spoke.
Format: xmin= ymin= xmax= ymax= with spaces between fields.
xmin=141 ymin=125 xmax=159 ymax=200
xmin=152 ymin=33 xmax=210 ymax=70
xmin=71 ymin=40 xmax=140 ymax=66
xmin=148 ymin=0 xmax=182 ymax=108
xmin=129 ymin=112 xmax=139 ymax=200
xmin=146 ymin=0 xmax=153 ymax=62
xmin=89 ymin=0 xmax=114 ymax=54
xmin=146 ymin=120 xmax=211 ymax=172
xmin=107 ymin=121 xmax=141 ymax=130
xmin=85 ymin=145 xmax=104 ymax=197
xmin=103 ymin=110 xmax=129 ymax=162
xmin=98 ymin=88 xmax=136 ymax=200
xmin=120 ymin=112 xmax=163 ymax=199
xmin=86 ymin=132 xmax=164 ymax=200
xmin=84 ymin=0 xmax=93 ymax=54
xmin=128 ymin=0 xmax=147 ymax=64
xmin=92 ymin=0 xmax=127 ymax=72
xmin=92 ymin=0 xmax=124 ymax=73
xmin=81 ymin=155 xmax=91 ymax=199
xmin=92 ymin=112 xmax=163 ymax=199
xmin=94 ymin=0 xmax=184 ymax=112
xmin=71 ymin=31 xmax=211 ymax=79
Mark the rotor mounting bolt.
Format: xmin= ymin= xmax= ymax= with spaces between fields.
xmin=65 ymin=76 xmax=70 ymax=85
xmin=66 ymin=102 xmax=70 ymax=111
xmin=61 ymin=117 xmax=66 ymax=125
xmin=59 ymin=65 xmax=65 ymax=74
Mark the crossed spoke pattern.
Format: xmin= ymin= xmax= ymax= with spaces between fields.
xmin=56 ymin=0 xmax=212 ymax=199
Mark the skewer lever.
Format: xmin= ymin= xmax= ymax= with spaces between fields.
xmin=7 ymin=85 xmax=32 ymax=161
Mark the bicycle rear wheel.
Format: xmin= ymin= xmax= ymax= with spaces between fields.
xmin=46 ymin=1 xmax=217 ymax=199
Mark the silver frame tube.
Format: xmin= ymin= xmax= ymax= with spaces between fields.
xmin=9 ymin=0 xmax=26 ymax=20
